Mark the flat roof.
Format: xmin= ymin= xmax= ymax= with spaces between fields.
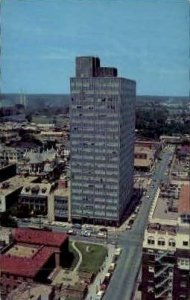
xmin=134 ymin=158 xmax=152 ymax=167
xmin=0 ymin=245 xmax=55 ymax=277
xmin=14 ymin=228 xmax=68 ymax=247
xmin=147 ymin=223 xmax=176 ymax=235
xmin=178 ymin=184 xmax=190 ymax=213
xmin=1 ymin=229 xmax=68 ymax=278
xmin=7 ymin=282 xmax=53 ymax=300
xmin=5 ymin=244 xmax=38 ymax=258
xmin=152 ymin=196 xmax=178 ymax=221
xmin=0 ymin=175 xmax=38 ymax=196
xmin=54 ymin=187 xmax=70 ymax=197
xmin=135 ymin=145 xmax=155 ymax=153
xmin=0 ymin=163 xmax=16 ymax=171
xmin=135 ymin=140 xmax=160 ymax=145
xmin=20 ymin=183 xmax=52 ymax=196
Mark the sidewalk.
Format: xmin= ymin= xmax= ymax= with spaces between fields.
xmin=72 ymin=241 xmax=83 ymax=272
xmin=85 ymin=244 xmax=116 ymax=300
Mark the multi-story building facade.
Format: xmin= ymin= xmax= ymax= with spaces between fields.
xmin=0 ymin=175 xmax=38 ymax=213
xmin=19 ymin=183 xmax=53 ymax=215
xmin=54 ymin=186 xmax=71 ymax=222
xmin=70 ymin=56 xmax=136 ymax=225
xmin=142 ymin=183 xmax=190 ymax=300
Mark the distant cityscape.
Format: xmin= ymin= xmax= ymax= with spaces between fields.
xmin=0 ymin=56 xmax=190 ymax=300
xmin=1 ymin=93 xmax=190 ymax=108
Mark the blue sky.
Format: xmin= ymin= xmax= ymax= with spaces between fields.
xmin=1 ymin=0 xmax=189 ymax=95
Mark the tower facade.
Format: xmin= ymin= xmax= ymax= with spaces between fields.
xmin=70 ymin=56 xmax=136 ymax=224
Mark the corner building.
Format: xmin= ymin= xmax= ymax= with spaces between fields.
xmin=70 ymin=57 xmax=136 ymax=225
xmin=142 ymin=183 xmax=190 ymax=300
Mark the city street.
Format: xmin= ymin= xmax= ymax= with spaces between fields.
xmin=17 ymin=147 xmax=175 ymax=300
xmin=103 ymin=146 xmax=175 ymax=300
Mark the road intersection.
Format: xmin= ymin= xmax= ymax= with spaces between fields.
xmin=17 ymin=146 xmax=175 ymax=300
xmin=103 ymin=146 xmax=175 ymax=300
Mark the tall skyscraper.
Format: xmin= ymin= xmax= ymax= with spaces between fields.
xmin=70 ymin=56 xmax=136 ymax=225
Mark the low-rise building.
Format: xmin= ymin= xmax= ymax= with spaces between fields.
xmin=160 ymin=135 xmax=182 ymax=144
xmin=0 ymin=146 xmax=26 ymax=163
xmin=171 ymin=144 xmax=190 ymax=181
xmin=0 ymin=228 xmax=69 ymax=298
xmin=35 ymin=130 xmax=68 ymax=143
xmin=0 ymin=175 xmax=38 ymax=212
xmin=134 ymin=140 xmax=161 ymax=172
xmin=17 ymin=149 xmax=64 ymax=182
xmin=134 ymin=146 xmax=155 ymax=171
xmin=54 ymin=185 xmax=71 ymax=222
xmin=6 ymin=282 xmax=54 ymax=300
xmin=0 ymin=228 xmax=13 ymax=250
xmin=19 ymin=183 xmax=53 ymax=215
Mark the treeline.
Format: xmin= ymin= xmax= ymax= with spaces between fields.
xmin=136 ymin=106 xmax=190 ymax=139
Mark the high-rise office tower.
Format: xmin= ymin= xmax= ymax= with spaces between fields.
xmin=70 ymin=56 xmax=136 ymax=225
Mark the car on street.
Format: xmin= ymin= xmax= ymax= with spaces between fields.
xmin=95 ymin=290 xmax=105 ymax=300
xmin=85 ymin=226 xmax=94 ymax=231
xmin=67 ymin=229 xmax=76 ymax=235
xmin=134 ymin=206 xmax=140 ymax=213
xmin=99 ymin=227 xmax=108 ymax=232
xmin=22 ymin=218 xmax=29 ymax=222
xmin=96 ymin=232 xmax=106 ymax=238
xmin=81 ymin=230 xmax=91 ymax=237
xmin=72 ymin=223 xmax=82 ymax=229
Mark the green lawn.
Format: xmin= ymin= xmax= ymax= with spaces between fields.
xmin=76 ymin=242 xmax=108 ymax=273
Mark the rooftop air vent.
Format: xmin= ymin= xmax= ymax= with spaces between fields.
xmin=41 ymin=188 xmax=47 ymax=193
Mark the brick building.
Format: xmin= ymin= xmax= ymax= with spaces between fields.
xmin=141 ymin=183 xmax=190 ymax=300
xmin=0 ymin=228 xmax=68 ymax=298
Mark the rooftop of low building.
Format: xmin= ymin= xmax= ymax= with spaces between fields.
xmin=7 ymin=282 xmax=53 ymax=300
xmin=149 ymin=181 xmax=190 ymax=228
xmin=13 ymin=228 xmax=68 ymax=247
xmin=178 ymin=183 xmax=190 ymax=214
xmin=0 ymin=228 xmax=68 ymax=277
xmin=20 ymin=182 xmax=52 ymax=196
xmin=0 ymin=175 xmax=38 ymax=196
xmin=147 ymin=223 xmax=176 ymax=235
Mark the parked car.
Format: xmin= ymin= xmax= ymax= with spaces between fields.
xmin=99 ymin=227 xmax=108 ymax=232
xmin=95 ymin=290 xmax=105 ymax=300
xmin=85 ymin=226 xmax=94 ymax=231
xmin=81 ymin=230 xmax=91 ymax=237
xmin=67 ymin=229 xmax=76 ymax=235
xmin=125 ymin=224 xmax=132 ymax=230
xmin=96 ymin=232 xmax=106 ymax=238
xmin=72 ymin=223 xmax=82 ymax=229
xmin=22 ymin=218 xmax=29 ymax=223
